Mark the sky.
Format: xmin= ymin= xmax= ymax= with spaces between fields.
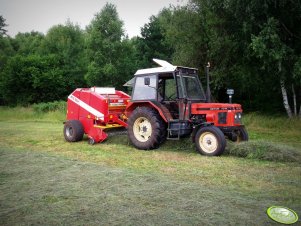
xmin=0 ymin=0 xmax=187 ymax=38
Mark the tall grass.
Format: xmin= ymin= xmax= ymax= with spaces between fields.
xmin=244 ymin=112 xmax=301 ymax=131
xmin=0 ymin=102 xmax=66 ymax=122
xmin=32 ymin=101 xmax=66 ymax=113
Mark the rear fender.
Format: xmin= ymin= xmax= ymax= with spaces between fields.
xmin=125 ymin=101 xmax=169 ymax=122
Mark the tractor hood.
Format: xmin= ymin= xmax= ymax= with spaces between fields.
xmin=191 ymin=102 xmax=242 ymax=114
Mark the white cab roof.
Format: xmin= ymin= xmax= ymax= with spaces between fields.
xmin=134 ymin=59 xmax=177 ymax=76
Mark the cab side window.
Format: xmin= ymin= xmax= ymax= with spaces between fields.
xmin=132 ymin=75 xmax=157 ymax=101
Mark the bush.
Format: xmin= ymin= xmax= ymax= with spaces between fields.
xmin=225 ymin=141 xmax=301 ymax=163
xmin=32 ymin=101 xmax=66 ymax=113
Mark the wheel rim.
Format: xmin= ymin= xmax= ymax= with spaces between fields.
xmin=66 ymin=126 xmax=73 ymax=138
xmin=199 ymin=132 xmax=218 ymax=153
xmin=133 ymin=117 xmax=152 ymax=142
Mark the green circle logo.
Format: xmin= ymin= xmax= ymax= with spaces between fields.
xmin=267 ymin=206 xmax=299 ymax=224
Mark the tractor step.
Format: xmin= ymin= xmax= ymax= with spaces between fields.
xmin=167 ymin=120 xmax=192 ymax=140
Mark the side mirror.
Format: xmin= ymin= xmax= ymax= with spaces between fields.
xmin=144 ymin=77 xmax=150 ymax=86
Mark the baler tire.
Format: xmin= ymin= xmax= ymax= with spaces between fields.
xmin=195 ymin=126 xmax=226 ymax=156
xmin=127 ymin=107 xmax=165 ymax=150
xmin=88 ymin=138 xmax=95 ymax=145
xmin=64 ymin=120 xmax=84 ymax=142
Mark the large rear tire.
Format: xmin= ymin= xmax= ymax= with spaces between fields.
xmin=64 ymin=120 xmax=84 ymax=142
xmin=127 ymin=107 xmax=166 ymax=150
xmin=195 ymin=126 xmax=226 ymax=156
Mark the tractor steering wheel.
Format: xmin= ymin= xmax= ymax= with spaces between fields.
xmin=165 ymin=93 xmax=177 ymax=101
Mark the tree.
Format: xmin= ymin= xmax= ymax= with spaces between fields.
xmin=251 ymin=18 xmax=292 ymax=117
xmin=160 ymin=5 xmax=209 ymax=68
xmin=41 ymin=22 xmax=87 ymax=92
xmin=11 ymin=31 xmax=44 ymax=55
xmin=135 ymin=14 xmax=173 ymax=68
xmin=85 ymin=3 xmax=136 ymax=89
xmin=0 ymin=15 xmax=7 ymax=36
xmin=159 ymin=0 xmax=301 ymax=115
xmin=248 ymin=1 xmax=301 ymax=117
xmin=0 ymin=16 xmax=14 ymax=104
xmin=0 ymin=36 xmax=14 ymax=69
xmin=0 ymin=54 xmax=65 ymax=105
xmin=201 ymin=0 xmax=301 ymax=116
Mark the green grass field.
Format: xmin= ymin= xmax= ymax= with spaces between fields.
xmin=0 ymin=107 xmax=300 ymax=225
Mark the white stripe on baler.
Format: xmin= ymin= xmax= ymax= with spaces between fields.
xmin=68 ymin=94 xmax=104 ymax=120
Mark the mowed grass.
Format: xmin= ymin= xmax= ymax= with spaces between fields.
xmin=0 ymin=107 xmax=300 ymax=225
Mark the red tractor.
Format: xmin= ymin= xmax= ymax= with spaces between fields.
xmin=64 ymin=59 xmax=248 ymax=156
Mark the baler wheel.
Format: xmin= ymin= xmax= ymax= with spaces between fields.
xmin=195 ymin=126 xmax=226 ymax=156
xmin=127 ymin=107 xmax=165 ymax=150
xmin=64 ymin=120 xmax=84 ymax=142
xmin=88 ymin=138 xmax=95 ymax=145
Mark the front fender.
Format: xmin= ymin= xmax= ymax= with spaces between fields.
xmin=191 ymin=122 xmax=213 ymax=143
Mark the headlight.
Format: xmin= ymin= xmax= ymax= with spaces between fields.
xmin=235 ymin=113 xmax=242 ymax=124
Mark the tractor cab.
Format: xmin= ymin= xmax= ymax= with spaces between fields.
xmin=129 ymin=59 xmax=205 ymax=121
xmin=156 ymin=67 xmax=206 ymax=120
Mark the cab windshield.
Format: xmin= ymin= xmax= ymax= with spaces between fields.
xmin=177 ymin=74 xmax=206 ymax=100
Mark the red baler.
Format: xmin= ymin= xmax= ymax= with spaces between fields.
xmin=65 ymin=87 xmax=130 ymax=144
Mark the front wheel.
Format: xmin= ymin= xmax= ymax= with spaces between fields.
xmin=229 ymin=126 xmax=249 ymax=142
xmin=236 ymin=126 xmax=249 ymax=142
xmin=195 ymin=126 xmax=226 ymax=156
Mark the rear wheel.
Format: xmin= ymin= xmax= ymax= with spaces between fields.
xmin=127 ymin=107 xmax=166 ymax=150
xmin=195 ymin=126 xmax=226 ymax=156
xmin=64 ymin=120 xmax=84 ymax=142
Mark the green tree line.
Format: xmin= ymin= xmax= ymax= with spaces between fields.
xmin=0 ymin=1 xmax=300 ymax=117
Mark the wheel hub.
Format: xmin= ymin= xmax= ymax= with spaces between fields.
xmin=206 ymin=139 xmax=212 ymax=145
xmin=133 ymin=117 xmax=152 ymax=142
xmin=199 ymin=132 xmax=218 ymax=153
xmin=66 ymin=127 xmax=73 ymax=137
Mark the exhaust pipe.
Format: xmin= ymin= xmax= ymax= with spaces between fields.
xmin=227 ymin=89 xmax=234 ymax=104
xmin=206 ymin=62 xmax=211 ymax=103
